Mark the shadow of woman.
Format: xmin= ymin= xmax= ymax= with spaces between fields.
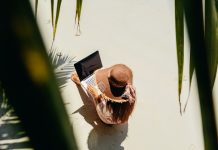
xmin=72 ymin=85 xmax=128 ymax=150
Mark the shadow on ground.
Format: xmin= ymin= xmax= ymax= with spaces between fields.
xmin=73 ymin=85 xmax=128 ymax=150
xmin=0 ymin=87 xmax=32 ymax=149
xmin=0 ymin=108 xmax=33 ymax=149
xmin=48 ymin=49 xmax=76 ymax=89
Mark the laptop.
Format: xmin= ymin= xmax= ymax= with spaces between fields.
xmin=74 ymin=51 xmax=103 ymax=91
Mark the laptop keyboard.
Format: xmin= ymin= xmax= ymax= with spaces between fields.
xmin=84 ymin=75 xmax=96 ymax=87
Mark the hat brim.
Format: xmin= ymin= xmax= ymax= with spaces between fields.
xmin=95 ymin=67 xmax=132 ymax=101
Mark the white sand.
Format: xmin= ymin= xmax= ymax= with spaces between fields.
xmin=31 ymin=0 xmax=208 ymax=149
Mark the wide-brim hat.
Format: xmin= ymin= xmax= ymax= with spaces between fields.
xmin=95 ymin=64 xmax=133 ymax=102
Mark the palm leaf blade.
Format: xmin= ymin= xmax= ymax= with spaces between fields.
xmin=53 ymin=0 xmax=62 ymax=40
xmin=175 ymin=0 xmax=184 ymax=114
xmin=51 ymin=0 xmax=54 ymax=28
xmin=205 ymin=0 xmax=218 ymax=88
xmin=0 ymin=1 xmax=78 ymax=149
xmin=75 ymin=0 xmax=83 ymax=35
xmin=184 ymin=0 xmax=218 ymax=149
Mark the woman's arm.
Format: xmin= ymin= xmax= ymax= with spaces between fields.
xmin=71 ymin=72 xmax=81 ymax=85
xmin=87 ymin=85 xmax=102 ymax=103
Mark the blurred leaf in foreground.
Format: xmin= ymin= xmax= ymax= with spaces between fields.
xmin=35 ymin=0 xmax=38 ymax=18
xmin=0 ymin=0 xmax=78 ymax=149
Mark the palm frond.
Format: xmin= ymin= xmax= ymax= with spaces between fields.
xmin=184 ymin=0 xmax=218 ymax=149
xmin=183 ymin=0 xmax=218 ymax=112
xmin=53 ymin=0 xmax=62 ymax=41
xmin=205 ymin=0 xmax=218 ymax=88
xmin=175 ymin=0 xmax=184 ymax=115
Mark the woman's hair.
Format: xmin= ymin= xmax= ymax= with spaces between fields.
xmin=106 ymin=100 xmax=135 ymax=123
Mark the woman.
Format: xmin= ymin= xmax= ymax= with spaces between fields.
xmin=71 ymin=64 xmax=136 ymax=125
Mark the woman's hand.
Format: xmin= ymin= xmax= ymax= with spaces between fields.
xmin=71 ymin=72 xmax=81 ymax=85
xmin=87 ymin=85 xmax=99 ymax=99
xmin=121 ymin=84 xmax=136 ymax=104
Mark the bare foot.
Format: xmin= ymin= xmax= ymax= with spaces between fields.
xmin=71 ymin=72 xmax=81 ymax=85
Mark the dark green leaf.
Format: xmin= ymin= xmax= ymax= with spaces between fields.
xmin=184 ymin=0 xmax=218 ymax=112
xmin=35 ymin=0 xmax=38 ymax=18
xmin=215 ymin=0 xmax=218 ymax=14
xmin=53 ymin=0 xmax=62 ymax=40
xmin=175 ymin=0 xmax=184 ymax=115
xmin=51 ymin=0 xmax=54 ymax=28
xmin=184 ymin=0 xmax=218 ymax=149
xmin=0 ymin=1 xmax=78 ymax=149
xmin=205 ymin=0 xmax=218 ymax=88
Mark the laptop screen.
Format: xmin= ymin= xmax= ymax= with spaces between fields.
xmin=74 ymin=51 xmax=103 ymax=81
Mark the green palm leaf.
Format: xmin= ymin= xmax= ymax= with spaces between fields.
xmin=175 ymin=0 xmax=184 ymax=115
xmin=53 ymin=0 xmax=62 ymax=41
xmin=205 ymin=0 xmax=218 ymax=88
xmin=75 ymin=0 xmax=83 ymax=35
xmin=0 ymin=1 xmax=78 ymax=149
xmin=184 ymin=0 xmax=218 ymax=149
xmin=184 ymin=0 xmax=218 ymax=112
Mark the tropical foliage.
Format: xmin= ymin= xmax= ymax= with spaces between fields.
xmin=175 ymin=0 xmax=218 ymax=113
xmin=176 ymin=0 xmax=218 ymax=149
xmin=35 ymin=0 xmax=83 ymax=41
xmin=0 ymin=1 xmax=78 ymax=149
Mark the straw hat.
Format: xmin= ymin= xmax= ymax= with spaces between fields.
xmin=95 ymin=64 xmax=133 ymax=101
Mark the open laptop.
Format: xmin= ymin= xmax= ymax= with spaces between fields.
xmin=74 ymin=51 xmax=103 ymax=92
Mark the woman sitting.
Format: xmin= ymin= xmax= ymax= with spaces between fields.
xmin=71 ymin=64 xmax=136 ymax=125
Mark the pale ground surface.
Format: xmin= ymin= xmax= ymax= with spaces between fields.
xmin=30 ymin=0 xmax=218 ymax=150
